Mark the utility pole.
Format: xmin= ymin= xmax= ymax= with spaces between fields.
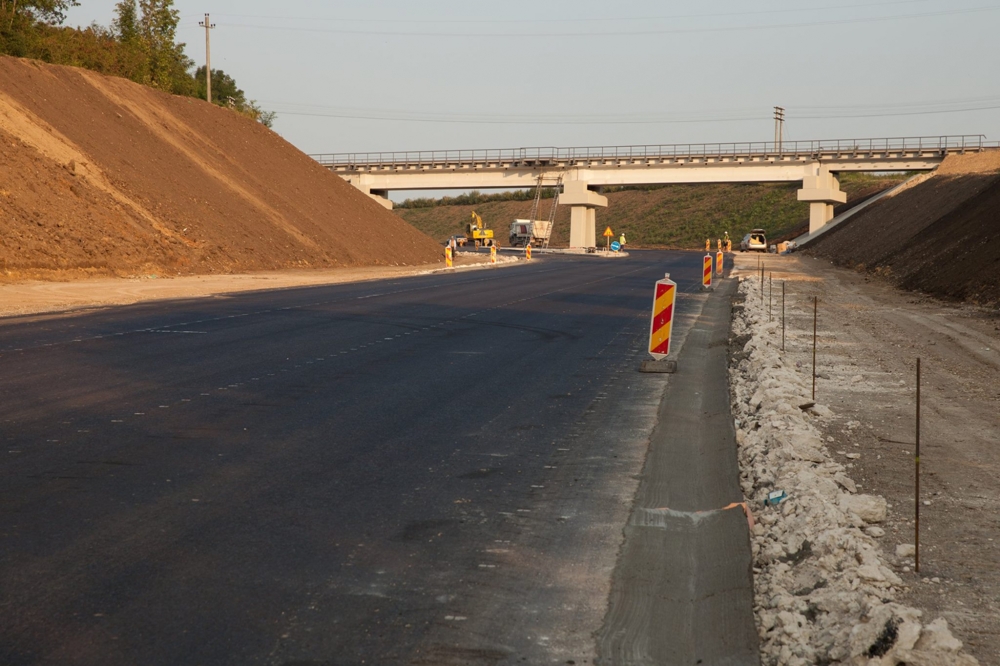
xmin=773 ymin=106 xmax=785 ymax=153
xmin=199 ymin=14 xmax=216 ymax=103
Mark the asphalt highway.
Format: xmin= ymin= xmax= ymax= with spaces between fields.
xmin=1 ymin=251 xmax=719 ymax=665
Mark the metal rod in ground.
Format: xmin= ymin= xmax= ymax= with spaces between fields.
xmin=769 ymin=272 xmax=773 ymax=322
xmin=781 ymin=281 xmax=786 ymax=351
xmin=761 ymin=263 xmax=765 ymax=305
xmin=916 ymin=357 xmax=921 ymax=573
xmin=812 ymin=296 xmax=818 ymax=401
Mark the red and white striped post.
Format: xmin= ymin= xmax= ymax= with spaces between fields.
xmin=640 ymin=273 xmax=679 ymax=373
xmin=702 ymin=253 xmax=713 ymax=290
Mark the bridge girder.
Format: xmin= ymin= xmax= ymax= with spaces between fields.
xmin=317 ymin=137 xmax=998 ymax=247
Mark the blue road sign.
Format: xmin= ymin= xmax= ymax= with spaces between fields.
xmin=610 ymin=241 xmax=622 ymax=252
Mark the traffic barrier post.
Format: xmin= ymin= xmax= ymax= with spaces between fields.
xmin=445 ymin=246 xmax=453 ymax=268
xmin=702 ymin=253 xmax=713 ymax=290
xmin=525 ymin=244 xmax=532 ymax=260
xmin=640 ymin=273 xmax=678 ymax=373
xmin=706 ymin=239 xmax=711 ymax=252
xmin=716 ymin=250 xmax=724 ymax=277
xmin=490 ymin=245 xmax=497 ymax=264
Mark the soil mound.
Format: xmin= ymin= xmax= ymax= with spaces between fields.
xmin=808 ymin=152 xmax=1000 ymax=306
xmin=0 ymin=56 xmax=441 ymax=280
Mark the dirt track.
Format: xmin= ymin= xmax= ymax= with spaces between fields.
xmin=0 ymin=56 xmax=441 ymax=281
xmin=737 ymin=252 xmax=1000 ymax=663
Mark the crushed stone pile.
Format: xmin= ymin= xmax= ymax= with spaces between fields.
xmin=0 ymin=56 xmax=442 ymax=281
xmin=729 ymin=275 xmax=979 ymax=666
xmin=807 ymin=151 xmax=1000 ymax=306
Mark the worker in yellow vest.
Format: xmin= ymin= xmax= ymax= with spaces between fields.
xmin=619 ymin=231 xmax=627 ymax=247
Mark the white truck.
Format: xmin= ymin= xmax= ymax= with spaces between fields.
xmin=508 ymin=219 xmax=552 ymax=247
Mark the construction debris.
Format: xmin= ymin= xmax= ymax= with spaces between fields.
xmin=729 ymin=274 xmax=980 ymax=666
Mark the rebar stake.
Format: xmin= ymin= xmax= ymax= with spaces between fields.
xmin=915 ymin=357 xmax=921 ymax=573
xmin=781 ymin=281 xmax=786 ymax=352
xmin=812 ymin=296 xmax=818 ymax=401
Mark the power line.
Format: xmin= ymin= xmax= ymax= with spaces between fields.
xmin=259 ymin=96 xmax=1000 ymax=126
xmin=267 ymin=105 xmax=1000 ymax=126
xmin=216 ymin=6 xmax=999 ymax=37
xmin=206 ymin=0 xmax=935 ymax=25
xmin=269 ymin=111 xmax=765 ymax=125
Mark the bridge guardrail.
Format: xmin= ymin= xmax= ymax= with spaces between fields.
xmin=311 ymin=135 xmax=997 ymax=169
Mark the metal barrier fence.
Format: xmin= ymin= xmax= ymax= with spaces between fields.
xmin=311 ymin=135 xmax=997 ymax=169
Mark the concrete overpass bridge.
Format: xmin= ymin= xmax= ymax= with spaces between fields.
xmin=312 ymin=135 xmax=998 ymax=248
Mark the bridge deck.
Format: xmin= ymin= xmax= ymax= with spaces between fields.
xmin=313 ymin=135 xmax=998 ymax=172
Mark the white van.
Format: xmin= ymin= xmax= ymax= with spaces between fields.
xmin=740 ymin=229 xmax=767 ymax=252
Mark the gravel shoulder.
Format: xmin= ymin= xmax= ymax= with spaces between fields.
xmin=732 ymin=252 xmax=999 ymax=663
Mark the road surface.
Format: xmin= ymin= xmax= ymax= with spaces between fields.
xmin=0 ymin=251 xmax=747 ymax=665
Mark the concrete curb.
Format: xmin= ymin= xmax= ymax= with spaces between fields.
xmin=597 ymin=278 xmax=760 ymax=665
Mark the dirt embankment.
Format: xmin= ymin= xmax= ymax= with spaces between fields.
xmin=0 ymin=56 xmax=442 ymax=281
xmin=807 ymin=151 xmax=1000 ymax=306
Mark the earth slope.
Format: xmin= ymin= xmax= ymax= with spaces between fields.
xmin=0 ymin=56 xmax=441 ymax=281
xmin=808 ymin=151 xmax=1000 ymax=305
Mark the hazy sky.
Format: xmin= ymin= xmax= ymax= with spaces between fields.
xmin=66 ymin=1 xmax=999 ymax=158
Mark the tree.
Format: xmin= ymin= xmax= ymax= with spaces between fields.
xmin=1 ymin=0 xmax=272 ymax=128
xmin=137 ymin=0 xmax=188 ymax=92
xmin=194 ymin=66 xmax=245 ymax=107
xmin=112 ymin=0 xmax=138 ymax=42
xmin=1 ymin=0 xmax=78 ymax=28
xmin=242 ymin=100 xmax=276 ymax=129
xmin=111 ymin=0 xmax=146 ymax=82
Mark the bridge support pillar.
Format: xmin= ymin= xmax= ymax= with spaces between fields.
xmin=569 ymin=207 xmax=597 ymax=248
xmin=345 ymin=176 xmax=394 ymax=210
xmin=561 ymin=181 xmax=608 ymax=249
xmin=797 ymin=165 xmax=846 ymax=234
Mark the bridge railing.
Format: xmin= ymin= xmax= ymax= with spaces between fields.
xmin=311 ymin=135 xmax=995 ymax=168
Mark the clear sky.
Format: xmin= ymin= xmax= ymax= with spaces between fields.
xmin=66 ymin=1 xmax=999 ymax=161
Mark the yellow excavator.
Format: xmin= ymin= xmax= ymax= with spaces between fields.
xmin=466 ymin=212 xmax=495 ymax=248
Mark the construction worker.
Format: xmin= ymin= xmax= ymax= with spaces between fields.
xmin=619 ymin=231 xmax=627 ymax=247
xmin=723 ymin=231 xmax=732 ymax=253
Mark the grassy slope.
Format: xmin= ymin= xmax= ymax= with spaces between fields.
xmin=394 ymin=174 xmax=907 ymax=249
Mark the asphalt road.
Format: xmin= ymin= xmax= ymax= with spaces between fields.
xmin=1 ymin=251 xmax=718 ymax=665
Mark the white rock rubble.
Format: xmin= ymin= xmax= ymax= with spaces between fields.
xmin=729 ymin=276 xmax=978 ymax=666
